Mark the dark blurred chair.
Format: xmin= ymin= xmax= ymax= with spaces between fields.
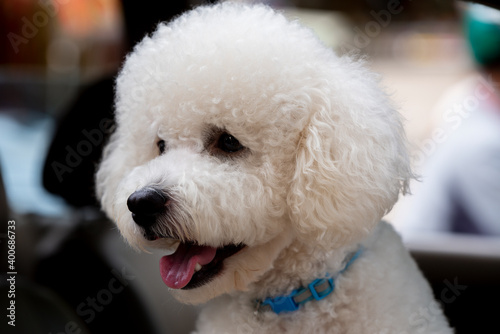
xmin=408 ymin=233 xmax=500 ymax=333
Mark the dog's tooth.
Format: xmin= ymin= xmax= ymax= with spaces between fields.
xmin=194 ymin=263 xmax=202 ymax=272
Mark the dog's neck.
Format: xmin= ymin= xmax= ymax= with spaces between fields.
xmin=246 ymin=238 xmax=360 ymax=302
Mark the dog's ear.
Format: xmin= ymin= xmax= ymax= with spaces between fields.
xmin=287 ymin=60 xmax=412 ymax=248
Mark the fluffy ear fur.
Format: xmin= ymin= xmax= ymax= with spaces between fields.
xmin=287 ymin=57 xmax=412 ymax=248
xmin=95 ymin=131 xmax=122 ymax=217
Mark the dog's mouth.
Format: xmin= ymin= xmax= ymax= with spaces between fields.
xmin=160 ymin=241 xmax=245 ymax=290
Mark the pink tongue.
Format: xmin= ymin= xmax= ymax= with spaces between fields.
xmin=160 ymin=243 xmax=217 ymax=289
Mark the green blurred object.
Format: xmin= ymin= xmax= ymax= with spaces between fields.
xmin=464 ymin=3 xmax=500 ymax=66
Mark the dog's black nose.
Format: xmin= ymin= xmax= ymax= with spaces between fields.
xmin=127 ymin=188 xmax=167 ymax=228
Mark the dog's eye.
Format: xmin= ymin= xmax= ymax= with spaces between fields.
xmin=217 ymin=133 xmax=244 ymax=153
xmin=157 ymin=140 xmax=166 ymax=155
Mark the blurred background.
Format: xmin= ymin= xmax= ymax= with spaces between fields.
xmin=0 ymin=0 xmax=499 ymax=333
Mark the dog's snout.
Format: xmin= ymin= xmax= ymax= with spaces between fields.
xmin=127 ymin=188 xmax=168 ymax=227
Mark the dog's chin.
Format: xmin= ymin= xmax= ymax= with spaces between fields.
xmin=168 ymin=232 xmax=294 ymax=305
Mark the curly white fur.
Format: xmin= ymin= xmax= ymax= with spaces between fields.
xmin=96 ymin=2 xmax=452 ymax=333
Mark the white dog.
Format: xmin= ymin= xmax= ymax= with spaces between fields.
xmin=96 ymin=3 xmax=452 ymax=333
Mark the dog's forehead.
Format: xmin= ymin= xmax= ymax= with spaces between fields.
xmin=117 ymin=4 xmax=339 ymax=143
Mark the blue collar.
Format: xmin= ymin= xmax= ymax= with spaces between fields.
xmin=255 ymin=247 xmax=363 ymax=314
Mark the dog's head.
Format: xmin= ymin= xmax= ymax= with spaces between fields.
xmin=96 ymin=3 xmax=411 ymax=304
